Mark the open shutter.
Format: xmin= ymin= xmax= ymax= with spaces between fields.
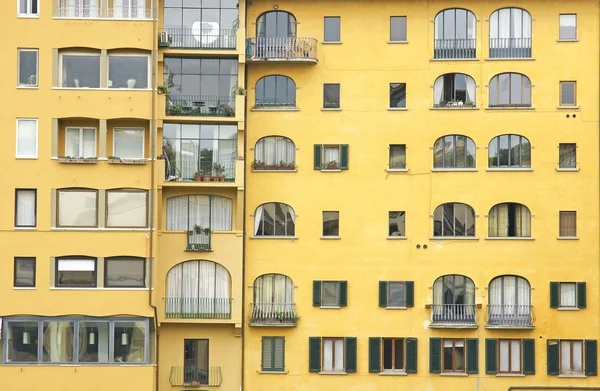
xmin=339 ymin=281 xmax=348 ymax=307
xmin=406 ymin=281 xmax=414 ymax=307
xmin=274 ymin=337 xmax=285 ymax=371
xmin=466 ymin=338 xmax=478 ymax=374
xmin=312 ymin=280 xmax=321 ymax=306
xmin=577 ymin=282 xmax=586 ymax=308
xmin=314 ymin=144 xmax=323 ymax=170
xmin=309 ymin=337 xmax=321 ymax=372
xmin=378 ymin=281 xmax=388 ymax=307
xmin=406 ymin=338 xmax=418 ymax=373
xmin=522 ymin=339 xmax=535 ymax=375
xmin=340 ymin=144 xmax=349 ymax=170
xmin=585 ymin=340 xmax=598 ymax=376
xmin=345 ymin=337 xmax=357 ymax=373
xmin=262 ymin=337 xmax=273 ymax=371
xmin=550 ymin=282 xmax=559 ymax=308
xmin=547 ymin=340 xmax=559 ymax=375
xmin=368 ymin=337 xmax=381 ymax=373
xmin=485 ymin=338 xmax=498 ymax=374
xmin=429 ymin=338 xmax=441 ymax=373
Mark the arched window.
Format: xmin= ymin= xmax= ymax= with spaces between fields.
xmin=251 ymin=274 xmax=296 ymax=324
xmin=255 ymin=75 xmax=296 ymax=107
xmin=488 ymin=275 xmax=532 ymax=326
xmin=432 ymin=275 xmax=476 ymax=324
xmin=166 ymin=195 xmax=232 ymax=231
xmin=433 ymin=203 xmax=476 ymax=237
xmin=489 ymin=8 xmax=532 ymax=58
xmin=433 ymin=135 xmax=476 ymax=168
xmin=489 ymin=73 xmax=531 ymax=107
xmin=166 ymin=260 xmax=231 ymax=318
xmin=488 ymin=203 xmax=531 ymax=237
xmin=434 ymin=9 xmax=476 ymax=59
xmin=433 ymin=73 xmax=476 ymax=106
xmin=256 ymin=11 xmax=297 ymax=38
xmin=488 ymin=134 xmax=531 ymax=168
xmin=253 ymin=136 xmax=296 ymax=170
xmin=254 ymin=202 xmax=295 ymax=236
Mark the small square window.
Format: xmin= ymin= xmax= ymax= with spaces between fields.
xmin=559 ymin=282 xmax=577 ymax=307
xmin=15 ymin=189 xmax=36 ymax=228
xmin=559 ymin=14 xmax=577 ymax=40
xmin=559 ymin=211 xmax=577 ymax=237
xmin=18 ymin=0 xmax=39 ymax=16
xmin=382 ymin=338 xmax=405 ymax=371
xmin=560 ymin=81 xmax=576 ymax=106
xmin=322 ymin=211 xmax=339 ymax=237
xmin=388 ymin=211 xmax=406 ymax=236
xmin=321 ymin=281 xmax=340 ymax=306
xmin=499 ymin=339 xmax=522 ymax=374
xmin=16 ymin=118 xmax=38 ymax=159
xmin=559 ymin=143 xmax=576 ymax=168
xmin=56 ymin=257 xmax=97 ymax=288
xmin=443 ymin=339 xmax=465 ymax=373
xmin=388 ymin=282 xmax=406 ymax=307
xmin=262 ymin=337 xmax=285 ymax=371
xmin=18 ymin=49 xmax=38 ymax=87
xmin=324 ymin=17 xmax=341 ymax=42
xmin=389 ymin=145 xmax=406 ymax=169
xmin=323 ymin=84 xmax=340 ymax=109
xmin=389 ymin=83 xmax=406 ymax=108
xmin=390 ymin=16 xmax=407 ymax=42
xmin=14 ymin=257 xmax=36 ymax=288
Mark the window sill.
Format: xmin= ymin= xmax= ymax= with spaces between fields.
xmin=496 ymin=373 xmax=525 ymax=377
xmin=385 ymin=306 xmax=408 ymax=310
xmin=319 ymin=371 xmax=347 ymax=375
xmin=258 ymin=370 xmax=288 ymax=374
xmin=379 ymin=371 xmax=408 ymax=375
xmin=485 ymin=106 xmax=535 ymax=110
xmin=13 ymin=287 xmax=36 ymax=290
xmin=557 ymin=307 xmax=580 ymax=311
xmin=430 ymin=236 xmax=479 ymax=241
xmin=430 ymin=106 xmax=479 ymax=110
xmin=486 ymin=168 xmax=533 ymax=172
xmin=430 ymin=58 xmax=480 ymax=62
xmin=321 ymin=108 xmax=342 ymax=111
xmin=440 ymin=372 xmax=468 ymax=377
xmin=17 ymin=85 xmax=39 ymax=89
xmin=557 ymin=236 xmax=579 ymax=240
xmin=16 ymin=156 xmax=38 ymax=160
xmin=17 ymin=14 xmax=40 ymax=18
xmin=321 ymin=236 xmax=341 ymax=240
xmin=320 ymin=306 xmax=342 ymax=309
xmin=431 ymin=168 xmax=477 ymax=172
xmin=387 ymin=236 xmax=407 ymax=240
xmin=558 ymin=374 xmax=586 ymax=378
xmin=52 ymin=16 xmax=153 ymax=21
xmin=485 ymin=57 xmax=536 ymax=61
xmin=50 ymin=227 xmax=152 ymax=231
xmin=485 ymin=237 xmax=535 ymax=240
xmin=320 ymin=169 xmax=342 ymax=172
xmin=386 ymin=168 xmax=408 ymax=172
xmin=322 ymin=41 xmax=343 ymax=45
xmin=14 ymin=227 xmax=36 ymax=230
xmin=557 ymin=105 xmax=579 ymax=109
xmin=557 ymin=39 xmax=579 ymax=42
xmin=388 ymin=40 xmax=408 ymax=44
xmin=249 ymin=236 xmax=298 ymax=240
xmin=252 ymin=169 xmax=298 ymax=173
xmin=52 ymin=87 xmax=153 ymax=91
xmin=49 ymin=287 xmax=148 ymax=291
xmin=251 ymin=107 xmax=299 ymax=112
xmin=556 ymin=168 xmax=579 ymax=172
xmin=388 ymin=107 xmax=407 ymax=111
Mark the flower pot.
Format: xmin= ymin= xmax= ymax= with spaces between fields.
xmin=195 ymin=176 xmax=202 ymax=182
xmin=212 ymin=176 xmax=219 ymax=182
xmin=203 ymin=175 xmax=211 ymax=182
xmin=219 ymin=177 xmax=225 ymax=182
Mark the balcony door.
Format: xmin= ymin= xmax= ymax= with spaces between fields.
xmin=433 ymin=275 xmax=475 ymax=322
xmin=256 ymin=11 xmax=297 ymax=38
xmin=489 ymin=8 xmax=532 ymax=58
xmin=184 ymin=339 xmax=209 ymax=385
xmin=488 ymin=275 xmax=531 ymax=324
xmin=434 ymin=9 xmax=476 ymax=59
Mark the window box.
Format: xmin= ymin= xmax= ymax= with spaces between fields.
xmin=58 ymin=157 xmax=98 ymax=164
xmin=107 ymin=157 xmax=147 ymax=165
xmin=252 ymin=160 xmax=296 ymax=171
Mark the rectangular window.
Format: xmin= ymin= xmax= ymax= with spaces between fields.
xmin=560 ymin=81 xmax=576 ymax=106
xmin=322 ymin=337 xmax=344 ymax=371
xmin=57 ymin=189 xmax=98 ymax=228
xmin=443 ymin=339 xmax=465 ymax=372
xmin=262 ymin=337 xmax=285 ymax=371
xmin=559 ymin=211 xmax=577 ymax=237
xmin=113 ymin=321 xmax=146 ymax=363
xmin=184 ymin=339 xmax=209 ymax=385
xmin=108 ymin=55 xmax=149 ymax=89
xmin=499 ymin=340 xmax=522 ymax=373
xmin=60 ymin=53 xmax=101 ymax=88
xmin=15 ymin=189 xmax=36 ymax=228
xmin=559 ymin=143 xmax=576 ymax=168
xmin=323 ymin=145 xmax=341 ymax=169
xmin=18 ymin=49 xmax=38 ymax=87
xmin=560 ymin=340 xmax=583 ymax=374
xmin=388 ymin=211 xmax=406 ymax=236
xmin=390 ymin=16 xmax=407 ymax=42
xmin=321 ymin=281 xmax=340 ymax=306
xmin=78 ymin=321 xmax=110 ymax=363
xmin=559 ymin=282 xmax=577 ymax=308
xmin=14 ymin=257 xmax=36 ymax=288
xmin=382 ymin=338 xmax=404 ymax=371
xmin=18 ymin=0 xmax=39 ymax=16
xmin=387 ymin=282 xmax=406 ymax=307
xmin=104 ymin=257 xmax=145 ymax=288
xmin=106 ymin=190 xmax=148 ymax=228
xmin=56 ymin=258 xmax=97 ymax=288
xmin=389 ymin=83 xmax=406 ymax=108
xmin=324 ymin=17 xmax=341 ymax=42
xmin=162 ymin=58 xmax=238 ymax=99
xmin=389 ymin=145 xmax=406 ymax=169
xmin=65 ymin=127 xmax=96 ymax=157
xmin=323 ymin=83 xmax=341 ymax=109
xmin=16 ymin=118 xmax=38 ymax=159
xmin=42 ymin=321 xmax=75 ymax=362
xmin=322 ymin=211 xmax=339 ymax=237
xmin=114 ymin=128 xmax=145 ymax=159
xmin=6 ymin=321 xmax=39 ymax=362
xmin=559 ymin=14 xmax=577 ymax=40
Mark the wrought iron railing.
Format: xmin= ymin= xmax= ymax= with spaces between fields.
xmin=165 ymin=298 xmax=232 ymax=319
xmin=187 ymin=231 xmax=211 ymax=252
xmin=489 ymin=38 xmax=532 ymax=58
xmin=486 ymin=304 xmax=534 ymax=327
xmin=169 ymin=366 xmax=223 ymax=387
xmin=55 ymin=7 xmax=152 ymax=19
xmin=164 ymin=160 xmax=236 ymax=182
xmin=247 ymin=37 xmax=318 ymax=61
xmin=434 ymin=39 xmax=476 ymax=59
xmin=166 ymin=95 xmax=235 ymax=117
xmin=159 ymin=28 xmax=236 ymax=49
xmin=250 ymin=303 xmax=298 ymax=325
xmin=430 ymin=304 xmax=478 ymax=326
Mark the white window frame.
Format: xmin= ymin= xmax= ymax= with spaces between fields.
xmin=58 ymin=51 xmax=101 ymax=89
xmin=105 ymin=189 xmax=149 ymax=228
xmin=65 ymin=127 xmax=97 ymax=158
xmin=15 ymin=189 xmax=37 ymax=229
xmin=107 ymin=53 xmax=151 ymax=89
xmin=17 ymin=0 xmax=39 ymax=17
xmin=559 ymin=14 xmax=577 ymax=40
xmin=17 ymin=49 xmax=39 ymax=88
xmin=56 ymin=189 xmax=99 ymax=228
xmin=16 ymin=118 xmax=38 ymax=159
xmin=113 ymin=128 xmax=145 ymax=159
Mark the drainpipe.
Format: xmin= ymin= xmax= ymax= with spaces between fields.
xmin=509 ymin=388 xmax=600 ymax=391
xmin=241 ymin=2 xmax=249 ymax=390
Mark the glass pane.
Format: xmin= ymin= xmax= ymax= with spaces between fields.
xmin=18 ymin=50 xmax=37 ymax=86
xmin=108 ymin=56 xmax=148 ymax=89
xmin=62 ymin=55 xmax=100 ymax=88
xmin=499 ymin=340 xmax=509 ymax=371
xmin=57 ymin=269 xmax=96 ymax=287
xmin=383 ymin=339 xmax=393 ymax=370
xmin=455 ymin=344 xmax=465 ymax=371
xmin=323 ymin=84 xmax=340 ymax=108
xmin=78 ymin=322 xmax=110 ymax=363
xmin=334 ymin=339 xmax=344 ymax=370
xmin=390 ymin=16 xmax=407 ymax=41
xmin=322 ymin=211 xmax=339 ymax=236
xmin=455 ymin=136 xmax=465 ymax=168
xmin=105 ymin=258 xmax=145 ymax=287
xmin=443 ymin=344 xmax=453 ymax=371
xmin=511 ymin=340 xmax=521 ymax=372
xmin=521 ymin=138 xmax=531 ymax=167
xmin=260 ymin=203 xmax=274 ymax=235
xmin=322 ymin=282 xmax=338 ymax=306
xmin=323 ymin=339 xmax=333 ymax=371
xmin=394 ymin=339 xmax=404 ymax=370
xmin=324 ymin=17 xmax=341 ymax=42
xmin=388 ymin=282 xmax=405 ymax=307
xmin=82 ymin=128 xmax=96 ymax=157
xmin=433 ymin=206 xmax=443 ymax=236
xmin=560 ymin=15 xmax=577 ymax=39
xmin=434 ymin=138 xmax=443 ymax=167
xmin=389 ymin=83 xmax=406 ymax=108
xmin=273 ymin=202 xmax=286 ymax=235
xmin=17 ymin=119 xmax=37 ymax=157
xmin=389 ymin=145 xmax=406 ymax=169
xmin=466 ymin=204 xmax=475 ymax=236
xmin=498 ymin=135 xmax=509 ymax=166
xmin=510 ymin=74 xmax=523 ymax=104
xmin=572 ymin=341 xmax=583 ymax=373
xmin=561 ymin=341 xmax=571 ymax=373
xmin=498 ymin=74 xmax=510 ymax=104
xmin=561 ymin=82 xmax=575 ymax=105
xmin=7 ymin=322 xmax=39 ymax=362
xmin=510 ymin=135 xmax=521 ymax=167
xmin=443 ymin=9 xmax=455 ymax=39
xmin=15 ymin=258 xmax=35 ymax=287
xmin=388 ymin=211 xmax=405 ymax=236
xmin=466 ymin=138 xmax=475 ymax=168
xmin=113 ymin=321 xmax=146 ymax=363
xmin=443 ymin=135 xmax=455 ymax=168
xmin=443 ymin=203 xmax=454 ymax=236
xmin=114 ymin=129 xmax=144 ymax=158
xmin=58 ymin=191 xmax=97 ymax=227
xmin=42 ymin=321 xmax=74 ymax=363
xmin=559 ymin=143 xmax=576 ymax=168
xmin=454 ymin=203 xmax=466 ymax=236
xmin=106 ymin=191 xmax=148 ymax=228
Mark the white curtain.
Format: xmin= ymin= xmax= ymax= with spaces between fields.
xmin=215 ymin=263 xmax=231 ymax=314
xmin=562 ymin=341 xmax=583 ymax=373
xmin=166 ymin=263 xmax=183 ymax=314
xmin=490 ymin=11 xmax=498 ymax=39
xmin=324 ymin=147 xmax=339 ymax=163
xmin=511 ymin=340 xmax=520 ymax=372
xmin=433 ymin=278 xmax=443 ymax=304
xmin=183 ymin=261 xmax=200 ymax=314
xmin=211 ymin=196 xmax=232 ymax=231
xmin=560 ymin=284 xmax=576 ymax=307
xmin=115 ymin=0 xmax=146 ymax=18
xmin=66 ymin=128 xmax=95 ymax=158
xmin=502 ymin=276 xmax=516 ymax=306
xmin=255 ymin=137 xmax=295 ymax=165
xmin=106 ymin=191 xmax=147 ymax=228
xmin=287 ymin=205 xmax=295 ymax=225
xmin=434 ymin=77 xmax=444 ymax=104
xmin=334 ymin=339 xmax=344 ymax=370
xmin=254 ymin=205 xmax=264 ymax=235
xmin=198 ymin=261 xmax=214 ymax=314
xmin=466 ymin=77 xmax=476 ymax=104
xmin=499 ymin=9 xmax=511 ymax=38
xmin=465 ymin=279 xmax=475 ymax=305
xmin=58 ymin=190 xmax=97 ymax=227
xmin=572 ymin=341 xmax=583 ymax=373
xmin=16 ymin=190 xmax=35 ymax=226
xmin=189 ymin=195 xmax=210 ymax=231
xmin=166 ymin=195 xmax=232 ymax=231
xmin=114 ymin=129 xmax=144 ymax=159
xmin=166 ymin=196 xmax=188 ymax=230
xmin=499 ymin=340 xmax=509 ymax=371
xmin=323 ymin=339 xmax=333 ymax=371
xmin=17 ymin=119 xmax=37 ymax=157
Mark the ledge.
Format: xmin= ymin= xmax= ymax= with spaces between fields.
xmin=557 ymin=374 xmax=586 ymax=378
xmin=386 ymin=307 xmax=408 ymax=310
xmin=430 ymin=58 xmax=480 ymax=62
xmin=249 ymin=236 xmax=298 ymax=240
xmin=14 ymin=227 xmax=36 ymax=230
xmin=258 ymin=370 xmax=288 ymax=374
xmin=320 ymin=306 xmax=341 ymax=309
xmin=485 ymin=106 xmax=535 ymax=110
xmin=50 ymin=227 xmax=151 ymax=231
xmin=319 ymin=371 xmax=347 ymax=375
xmin=17 ymin=86 xmax=39 ymax=89
xmin=251 ymin=107 xmax=299 ymax=112
xmin=387 ymin=236 xmax=407 ymax=240
xmin=429 ymin=324 xmax=478 ymax=329
xmin=485 ymin=324 xmax=535 ymax=330
xmin=321 ymin=236 xmax=341 ymax=240
xmin=386 ymin=168 xmax=408 ymax=172
xmin=556 ymin=168 xmax=579 ymax=172
xmin=432 ymin=168 xmax=477 ymax=172
xmin=52 ymin=16 xmax=152 ymax=21
xmin=430 ymin=106 xmax=479 ymax=110
xmin=252 ymin=169 xmax=297 ymax=173
xmin=496 ymin=373 xmax=526 ymax=377
xmin=557 ymin=39 xmax=579 ymax=42
xmin=321 ymin=108 xmax=342 ymax=111
xmin=13 ymin=287 xmax=36 ymax=290
xmin=430 ymin=236 xmax=479 ymax=241
xmin=322 ymin=41 xmax=342 ymax=45
xmin=18 ymin=14 xmax=40 ymax=18
xmin=486 ymin=168 xmax=533 ymax=172
xmin=557 ymin=105 xmax=579 ymax=109
xmin=52 ymin=87 xmax=153 ymax=91
xmin=388 ymin=40 xmax=409 ymax=44
xmin=557 ymin=307 xmax=580 ymax=311
xmin=557 ymin=236 xmax=579 ymax=240
xmin=388 ymin=107 xmax=408 ymax=111
xmin=440 ymin=372 xmax=469 ymax=376
xmin=321 ymin=169 xmax=342 ymax=172
xmin=485 ymin=237 xmax=535 ymax=240
xmin=379 ymin=371 xmax=408 ymax=376
xmin=485 ymin=57 xmax=535 ymax=61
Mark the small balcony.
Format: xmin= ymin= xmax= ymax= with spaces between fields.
xmin=489 ymin=38 xmax=532 ymax=58
xmin=485 ymin=305 xmax=535 ymax=329
xmin=246 ymin=37 xmax=318 ymax=63
xmin=165 ymin=160 xmax=236 ymax=183
xmin=249 ymin=303 xmax=298 ymax=327
xmin=434 ymin=39 xmax=476 ymax=59
xmin=166 ymin=95 xmax=235 ymax=117
xmin=429 ymin=304 xmax=478 ymax=328
xmin=169 ymin=366 xmax=223 ymax=387
xmin=55 ymin=6 xmax=152 ymax=19
xmin=186 ymin=231 xmax=211 ymax=252
xmin=159 ymin=28 xmax=236 ymax=50
xmin=165 ymin=298 xmax=232 ymax=319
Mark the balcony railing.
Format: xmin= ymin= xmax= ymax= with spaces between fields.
xmin=159 ymin=28 xmax=236 ymax=50
xmin=166 ymin=95 xmax=235 ymax=117
xmin=429 ymin=304 xmax=478 ymax=327
xmin=486 ymin=305 xmax=535 ymax=328
xmin=434 ymin=39 xmax=476 ymax=59
xmin=187 ymin=231 xmax=211 ymax=252
xmin=249 ymin=303 xmax=298 ymax=326
xmin=169 ymin=366 xmax=223 ymax=387
xmin=489 ymin=38 xmax=532 ymax=58
xmin=165 ymin=160 xmax=236 ymax=182
xmin=55 ymin=7 xmax=152 ymax=19
xmin=247 ymin=37 xmax=318 ymax=62
xmin=165 ymin=297 xmax=232 ymax=319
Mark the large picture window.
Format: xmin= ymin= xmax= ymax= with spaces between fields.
xmin=489 ymin=73 xmax=531 ymax=107
xmin=488 ymin=134 xmax=531 ymax=168
xmin=433 ymin=135 xmax=476 ymax=168
xmin=106 ymin=189 xmax=148 ymax=228
xmin=108 ymin=54 xmax=149 ymax=89
xmin=60 ymin=52 xmax=101 ymax=88
xmin=255 ymin=75 xmax=296 ymax=107
xmin=253 ymin=202 xmax=295 ymax=236
xmin=57 ymin=189 xmax=98 ymax=228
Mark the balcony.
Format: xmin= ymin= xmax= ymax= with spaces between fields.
xmin=169 ymin=366 xmax=223 ymax=387
xmin=429 ymin=304 xmax=478 ymax=328
xmin=165 ymin=160 xmax=236 ymax=183
xmin=186 ymin=231 xmax=211 ymax=252
xmin=246 ymin=37 xmax=318 ymax=63
xmin=434 ymin=39 xmax=476 ymax=59
xmin=485 ymin=305 xmax=535 ymax=329
xmin=158 ymin=28 xmax=236 ymax=50
xmin=165 ymin=298 xmax=232 ymax=319
xmin=55 ymin=6 xmax=152 ymax=19
xmin=249 ymin=303 xmax=298 ymax=327
xmin=166 ymin=95 xmax=235 ymax=118
xmin=489 ymin=38 xmax=532 ymax=58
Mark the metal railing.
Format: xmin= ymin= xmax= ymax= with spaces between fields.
xmin=169 ymin=366 xmax=223 ymax=387
xmin=247 ymin=37 xmax=318 ymax=61
xmin=159 ymin=28 xmax=236 ymax=49
xmin=165 ymin=298 xmax=232 ymax=319
xmin=430 ymin=304 xmax=478 ymax=326
xmin=250 ymin=303 xmax=298 ymax=325
xmin=187 ymin=231 xmax=211 ymax=252
xmin=165 ymin=160 xmax=236 ymax=182
xmin=489 ymin=38 xmax=532 ymax=58
xmin=166 ymin=95 xmax=235 ymax=117
xmin=486 ymin=305 xmax=534 ymax=327
xmin=434 ymin=39 xmax=476 ymax=59
xmin=55 ymin=7 xmax=152 ymax=19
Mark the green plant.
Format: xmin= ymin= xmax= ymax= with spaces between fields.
xmin=325 ymin=160 xmax=339 ymax=169
xmin=194 ymin=170 xmax=203 ymax=178
xmin=193 ymin=224 xmax=203 ymax=234
xmin=167 ymin=104 xmax=182 ymax=116
xmin=203 ymin=227 xmax=211 ymax=234
xmin=323 ymin=101 xmax=339 ymax=109
xmin=217 ymin=104 xmax=235 ymax=117
xmin=157 ymin=85 xmax=169 ymax=94
xmin=238 ymin=86 xmax=245 ymax=95
xmin=27 ymin=75 xmax=36 ymax=85
xmin=108 ymin=156 xmax=120 ymax=159
xmin=213 ymin=162 xmax=225 ymax=176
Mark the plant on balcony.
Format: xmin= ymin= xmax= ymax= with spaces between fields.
xmin=201 ymin=170 xmax=211 ymax=182
xmin=238 ymin=86 xmax=246 ymax=96
xmin=212 ymin=162 xmax=225 ymax=181
xmin=324 ymin=160 xmax=339 ymax=170
xmin=203 ymin=227 xmax=211 ymax=235
xmin=193 ymin=224 xmax=203 ymax=234
xmin=252 ymin=160 xmax=296 ymax=171
xmin=217 ymin=104 xmax=235 ymax=117
xmin=157 ymin=85 xmax=169 ymax=95
xmin=194 ymin=170 xmax=203 ymax=182
xmin=167 ymin=104 xmax=182 ymax=116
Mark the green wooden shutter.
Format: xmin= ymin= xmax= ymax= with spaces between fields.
xmin=585 ymin=340 xmax=598 ymax=376
xmin=485 ymin=338 xmax=498 ymax=374
xmin=547 ymin=340 xmax=559 ymax=375
xmin=466 ymin=338 xmax=478 ymax=374
xmin=274 ymin=337 xmax=285 ymax=371
xmin=312 ymin=280 xmax=321 ymax=306
xmin=340 ymin=144 xmax=349 ymax=170
xmin=577 ymin=282 xmax=587 ymax=308
xmin=314 ymin=144 xmax=323 ymax=170
xmin=406 ymin=281 xmax=414 ymax=307
xmin=309 ymin=337 xmax=321 ymax=372
xmin=429 ymin=338 xmax=441 ymax=373
xmin=368 ymin=337 xmax=381 ymax=373
xmin=522 ymin=339 xmax=535 ymax=375
xmin=339 ymin=281 xmax=348 ymax=307
xmin=406 ymin=338 xmax=418 ymax=373
xmin=262 ymin=337 xmax=273 ymax=371
xmin=550 ymin=282 xmax=559 ymax=308
xmin=378 ymin=281 xmax=388 ymax=307
xmin=345 ymin=337 xmax=357 ymax=373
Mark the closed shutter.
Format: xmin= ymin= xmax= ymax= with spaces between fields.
xmin=368 ymin=337 xmax=381 ymax=373
xmin=406 ymin=281 xmax=414 ymax=307
xmin=466 ymin=338 xmax=478 ymax=374
xmin=585 ymin=340 xmax=597 ymax=376
xmin=339 ymin=281 xmax=348 ymax=306
xmin=485 ymin=338 xmax=498 ymax=374
xmin=378 ymin=281 xmax=388 ymax=307
xmin=312 ymin=280 xmax=321 ymax=306
xmin=547 ymin=340 xmax=559 ymax=375
xmin=522 ymin=339 xmax=535 ymax=375
xmin=577 ymin=282 xmax=586 ymax=308
xmin=429 ymin=338 xmax=441 ymax=373
xmin=274 ymin=337 xmax=285 ymax=371
xmin=262 ymin=337 xmax=273 ymax=371
xmin=406 ymin=338 xmax=418 ymax=373
xmin=345 ymin=337 xmax=357 ymax=373
xmin=309 ymin=337 xmax=321 ymax=372
xmin=314 ymin=144 xmax=323 ymax=170
xmin=340 ymin=144 xmax=349 ymax=170
xmin=550 ymin=282 xmax=559 ymax=308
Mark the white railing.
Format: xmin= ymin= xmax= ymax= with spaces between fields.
xmin=430 ymin=304 xmax=478 ymax=326
xmin=55 ymin=7 xmax=152 ymax=19
xmin=486 ymin=304 xmax=534 ymax=327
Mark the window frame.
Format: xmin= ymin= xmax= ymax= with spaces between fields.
xmin=105 ymin=189 xmax=149 ymax=229
xmin=15 ymin=189 xmax=37 ymax=228
xmin=559 ymin=211 xmax=577 ymax=238
xmin=16 ymin=118 xmax=38 ymax=159
xmin=261 ymin=336 xmax=285 ymax=372
xmin=321 ymin=281 xmax=340 ymax=307
xmin=253 ymin=202 xmax=295 ymax=237
xmin=323 ymin=83 xmax=341 ymax=109
xmin=560 ymin=340 xmax=584 ymax=375
xmin=14 ymin=257 xmax=36 ymax=288
xmin=322 ymin=211 xmax=340 ymax=237
xmin=489 ymin=73 xmax=532 ymax=107
xmin=387 ymin=281 xmax=407 ymax=308
xmin=559 ymin=143 xmax=577 ymax=169
xmin=104 ymin=257 xmax=146 ymax=288
xmin=442 ymin=338 xmax=466 ymax=373
xmin=56 ymin=188 xmax=99 ymax=228
xmin=433 ymin=134 xmax=476 ymax=169
xmin=382 ymin=338 xmax=405 ymax=372
xmin=107 ymin=53 xmax=151 ymax=90
xmin=388 ymin=211 xmax=406 ymax=237
xmin=390 ymin=16 xmax=407 ymax=42
xmin=17 ymin=0 xmax=39 ymax=17
xmin=389 ymin=144 xmax=406 ymax=169
xmin=113 ymin=128 xmax=145 ymax=159
xmin=487 ymin=134 xmax=531 ymax=169
xmin=433 ymin=202 xmax=476 ymax=237
xmin=323 ymin=16 xmax=341 ymax=42
xmin=498 ymin=339 xmax=522 ymax=374
xmin=322 ymin=144 xmax=341 ymax=168
xmin=559 ymin=81 xmax=577 ymax=106
xmin=254 ymin=75 xmax=296 ymax=107
xmin=65 ymin=127 xmax=97 ymax=158
xmin=559 ymin=14 xmax=577 ymax=40
xmin=322 ymin=337 xmax=345 ymax=372
xmin=487 ymin=202 xmax=531 ymax=238
xmin=17 ymin=48 xmax=39 ymax=87
xmin=389 ymin=83 xmax=407 ymax=108
xmin=55 ymin=256 xmax=98 ymax=288
xmin=558 ymin=282 xmax=577 ymax=308
xmin=58 ymin=51 xmax=101 ymax=89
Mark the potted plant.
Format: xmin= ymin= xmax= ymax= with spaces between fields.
xmin=325 ymin=160 xmax=338 ymax=170
xmin=157 ymin=85 xmax=169 ymax=95
xmin=27 ymin=75 xmax=36 ymax=86
xmin=213 ymin=162 xmax=225 ymax=181
xmin=194 ymin=170 xmax=203 ymax=182
xmin=201 ymin=170 xmax=211 ymax=182
xmin=238 ymin=86 xmax=245 ymax=96
xmin=203 ymin=227 xmax=211 ymax=235
xmin=193 ymin=224 xmax=203 ymax=234
xmin=167 ymin=104 xmax=182 ymax=116
xmin=217 ymin=104 xmax=235 ymax=117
